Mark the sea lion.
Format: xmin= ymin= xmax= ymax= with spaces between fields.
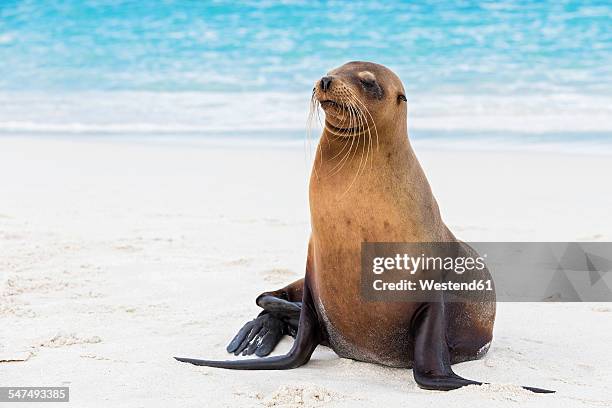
xmin=175 ymin=61 xmax=553 ymax=393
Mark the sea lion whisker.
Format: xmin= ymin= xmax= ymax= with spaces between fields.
xmin=334 ymin=99 xmax=355 ymax=138
xmin=328 ymin=119 xmax=357 ymax=175
xmin=327 ymin=107 xmax=355 ymax=162
xmin=323 ymin=99 xmax=360 ymax=138
xmin=348 ymin=91 xmax=379 ymax=151
xmin=339 ymin=132 xmax=366 ymax=198
xmin=338 ymin=100 xmax=356 ymax=138
xmin=341 ymin=90 xmax=370 ymax=141
xmin=307 ymin=95 xmax=321 ymax=180
xmin=328 ymin=99 xmax=364 ymax=176
xmin=312 ymin=97 xmax=327 ymax=180
xmin=355 ymin=93 xmax=374 ymax=171
xmin=306 ymin=97 xmax=314 ymax=172
xmin=337 ymin=93 xmax=372 ymax=197
xmin=329 ymin=135 xmax=352 ymax=162
xmin=340 ymin=107 xmax=365 ymax=185
xmin=344 ymin=93 xmax=369 ymax=151
xmin=328 ymin=108 xmax=360 ymax=177
xmin=337 ymin=103 xmax=360 ymax=138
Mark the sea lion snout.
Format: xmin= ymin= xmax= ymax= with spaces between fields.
xmin=320 ymin=76 xmax=333 ymax=92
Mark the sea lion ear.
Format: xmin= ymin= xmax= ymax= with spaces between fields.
xmin=397 ymin=94 xmax=407 ymax=103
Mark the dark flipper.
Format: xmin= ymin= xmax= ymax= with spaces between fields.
xmin=225 ymin=313 xmax=286 ymax=357
xmin=412 ymin=302 xmax=554 ymax=394
xmin=522 ymin=386 xmax=555 ymax=394
xmin=224 ymin=295 xmax=303 ymax=357
xmin=256 ymin=295 xmax=302 ymax=316
xmin=257 ymin=295 xmax=301 ymax=338
xmin=174 ymin=281 xmax=319 ymax=370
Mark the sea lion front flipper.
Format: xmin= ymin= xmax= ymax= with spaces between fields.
xmin=412 ymin=302 xmax=554 ymax=393
xmin=412 ymin=301 xmax=481 ymax=391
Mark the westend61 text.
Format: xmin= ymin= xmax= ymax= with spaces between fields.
xmin=373 ymin=279 xmax=494 ymax=292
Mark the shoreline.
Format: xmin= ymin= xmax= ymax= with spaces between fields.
xmin=2 ymin=132 xmax=612 ymax=158
xmin=2 ymin=90 xmax=612 ymax=136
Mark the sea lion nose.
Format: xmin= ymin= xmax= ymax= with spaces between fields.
xmin=320 ymin=76 xmax=333 ymax=91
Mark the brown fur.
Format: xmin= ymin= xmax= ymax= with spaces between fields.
xmin=307 ymin=61 xmax=495 ymax=367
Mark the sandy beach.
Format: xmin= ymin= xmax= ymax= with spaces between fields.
xmin=1 ymin=136 xmax=611 ymax=407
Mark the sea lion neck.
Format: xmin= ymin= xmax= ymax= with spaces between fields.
xmin=313 ymin=121 xmax=415 ymax=188
xmin=309 ymin=125 xmax=447 ymax=242
xmin=315 ymin=108 xmax=410 ymax=172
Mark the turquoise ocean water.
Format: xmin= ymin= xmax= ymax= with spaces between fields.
xmin=1 ymin=0 xmax=611 ymax=151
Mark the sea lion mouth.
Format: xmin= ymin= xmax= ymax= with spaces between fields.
xmin=318 ymin=99 xmax=367 ymax=136
xmin=324 ymin=119 xmax=364 ymax=136
xmin=320 ymin=100 xmax=343 ymax=110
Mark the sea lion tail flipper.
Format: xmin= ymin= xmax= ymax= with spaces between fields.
xmin=412 ymin=302 xmax=554 ymax=393
xmin=174 ymin=283 xmax=319 ymax=370
xmin=521 ymin=386 xmax=555 ymax=394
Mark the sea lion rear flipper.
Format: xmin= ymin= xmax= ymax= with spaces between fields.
xmin=225 ymin=313 xmax=286 ymax=357
xmin=174 ymin=281 xmax=319 ymax=370
xmin=257 ymin=295 xmax=302 ymax=316
xmin=223 ymin=281 xmax=304 ymax=357
xmin=412 ymin=302 xmax=554 ymax=393
xmin=225 ymin=296 xmax=302 ymax=357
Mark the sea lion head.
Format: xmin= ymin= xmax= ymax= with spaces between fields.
xmin=312 ymin=61 xmax=407 ymax=137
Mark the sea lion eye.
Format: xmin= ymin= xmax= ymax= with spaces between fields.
xmin=398 ymin=94 xmax=407 ymax=103
xmin=357 ymin=73 xmax=384 ymax=100
xmin=360 ymin=78 xmax=376 ymax=87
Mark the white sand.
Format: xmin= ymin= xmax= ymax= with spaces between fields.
xmin=1 ymin=136 xmax=611 ymax=407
